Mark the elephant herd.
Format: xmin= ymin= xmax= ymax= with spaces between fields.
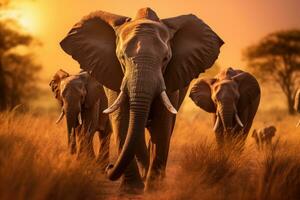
xmin=49 ymin=8 xmax=299 ymax=193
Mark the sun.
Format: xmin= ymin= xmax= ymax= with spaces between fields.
xmin=18 ymin=12 xmax=35 ymax=32
xmin=16 ymin=1 xmax=40 ymax=34
xmin=2 ymin=1 xmax=41 ymax=34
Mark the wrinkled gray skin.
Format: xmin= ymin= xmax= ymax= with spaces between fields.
xmin=49 ymin=69 xmax=111 ymax=169
xmin=190 ymin=68 xmax=261 ymax=148
xmin=294 ymin=89 xmax=300 ymax=127
xmin=60 ymin=8 xmax=223 ymax=192
xmin=252 ymin=126 xmax=276 ymax=150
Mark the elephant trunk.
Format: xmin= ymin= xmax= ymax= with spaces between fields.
xmin=65 ymin=103 xmax=81 ymax=153
xmin=219 ymin=101 xmax=235 ymax=132
xmin=107 ymin=61 xmax=163 ymax=180
xmin=107 ymin=96 xmax=151 ymax=180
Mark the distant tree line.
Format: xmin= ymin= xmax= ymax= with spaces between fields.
xmin=0 ymin=1 xmax=41 ymax=111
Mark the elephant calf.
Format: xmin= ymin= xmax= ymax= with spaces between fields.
xmin=190 ymin=67 xmax=261 ymax=148
xmin=252 ymin=125 xmax=276 ymax=150
xmin=50 ymin=69 xmax=111 ymax=167
xmin=294 ymin=89 xmax=300 ymax=127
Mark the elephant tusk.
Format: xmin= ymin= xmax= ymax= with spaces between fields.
xmin=235 ymin=113 xmax=244 ymax=127
xmin=296 ymin=119 xmax=300 ymax=128
xmin=103 ymin=91 xmax=126 ymax=114
xmin=160 ymin=91 xmax=177 ymax=114
xmin=213 ymin=113 xmax=220 ymax=131
xmin=55 ymin=109 xmax=65 ymax=124
xmin=78 ymin=112 xmax=82 ymax=125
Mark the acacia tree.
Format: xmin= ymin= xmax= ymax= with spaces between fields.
xmin=244 ymin=30 xmax=300 ymax=114
xmin=0 ymin=1 xmax=41 ymax=110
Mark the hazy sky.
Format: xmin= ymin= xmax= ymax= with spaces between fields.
xmin=9 ymin=0 xmax=300 ymax=80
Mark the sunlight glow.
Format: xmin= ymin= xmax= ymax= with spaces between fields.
xmin=1 ymin=1 xmax=40 ymax=34
xmin=16 ymin=1 xmax=40 ymax=34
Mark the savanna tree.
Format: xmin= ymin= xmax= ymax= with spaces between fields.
xmin=244 ymin=30 xmax=300 ymax=114
xmin=0 ymin=1 xmax=41 ymax=110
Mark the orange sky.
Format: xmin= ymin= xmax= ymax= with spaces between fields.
xmin=10 ymin=0 xmax=300 ymax=81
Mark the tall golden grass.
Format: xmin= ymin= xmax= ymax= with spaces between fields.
xmin=0 ymin=106 xmax=299 ymax=199
xmin=0 ymin=111 xmax=111 ymax=200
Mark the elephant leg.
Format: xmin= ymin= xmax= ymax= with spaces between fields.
xmin=145 ymin=91 xmax=179 ymax=191
xmin=77 ymin=105 xmax=103 ymax=161
xmin=77 ymin=136 xmax=95 ymax=160
xmin=256 ymin=138 xmax=261 ymax=151
xmin=77 ymin=124 xmax=96 ymax=160
xmin=146 ymin=115 xmax=174 ymax=191
xmin=215 ymin=130 xmax=225 ymax=149
xmin=135 ymin=133 xmax=149 ymax=181
xmin=87 ymin=131 xmax=96 ymax=159
xmin=240 ymin=97 xmax=260 ymax=146
xmin=107 ymin=90 xmax=144 ymax=193
xmin=230 ymin=107 xmax=252 ymax=151
xmin=70 ymin=127 xmax=77 ymax=154
xmin=214 ymin=114 xmax=225 ymax=149
xmin=97 ymin=122 xmax=111 ymax=172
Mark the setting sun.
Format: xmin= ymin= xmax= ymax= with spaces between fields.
xmin=15 ymin=1 xmax=41 ymax=34
xmin=1 ymin=1 xmax=41 ymax=34
xmin=18 ymin=11 xmax=36 ymax=33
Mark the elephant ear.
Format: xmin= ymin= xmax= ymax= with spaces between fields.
xmin=60 ymin=11 xmax=130 ymax=91
xmin=162 ymin=14 xmax=224 ymax=92
xmin=189 ymin=78 xmax=216 ymax=113
xmin=233 ymin=72 xmax=261 ymax=111
xmin=49 ymin=69 xmax=70 ymax=100
xmin=76 ymin=72 xmax=98 ymax=109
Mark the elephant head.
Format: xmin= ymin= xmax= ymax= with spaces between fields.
xmin=294 ymin=89 xmax=300 ymax=127
xmin=60 ymin=8 xmax=223 ymax=180
xmin=252 ymin=125 xmax=276 ymax=149
xmin=262 ymin=126 xmax=276 ymax=139
xmin=49 ymin=69 xmax=70 ymax=107
xmin=50 ymin=70 xmax=101 ymax=153
xmin=190 ymin=68 xmax=260 ymax=133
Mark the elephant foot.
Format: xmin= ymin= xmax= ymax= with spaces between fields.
xmin=144 ymin=170 xmax=166 ymax=192
xmin=69 ymin=143 xmax=76 ymax=155
xmin=145 ymin=179 xmax=163 ymax=193
xmin=105 ymin=164 xmax=144 ymax=194
xmin=119 ymin=178 xmax=145 ymax=195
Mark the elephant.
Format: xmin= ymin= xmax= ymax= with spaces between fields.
xmin=49 ymin=69 xmax=111 ymax=169
xmin=59 ymin=8 xmax=223 ymax=192
xmin=294 ymin=89 xmax=300 ymax=127
xmin=189 ymin=67 xmax=261 ymax=148
xmin=252 ymin=125 xmax=276 ymax=150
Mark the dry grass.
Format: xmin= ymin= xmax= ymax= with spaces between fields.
xmin=0 ymin=111 xmax=110 ymax=200
xmin=151 ymin=139 xmax=300 ymax=200
xmin=0 ymin=104 xmax=299 ymax=199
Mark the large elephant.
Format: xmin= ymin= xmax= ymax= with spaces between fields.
xmin=49 ymin=69 xmax=111 ymax=169
xmin=60 ymin=8 xmax=223 ymax=192
xmin=252 ymin=125 xmax=276 ymax=150
xmin=294 ymin=89 xmax=300 ymax=127
xmin=190 ymin=67 xmax=260 ymax=147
